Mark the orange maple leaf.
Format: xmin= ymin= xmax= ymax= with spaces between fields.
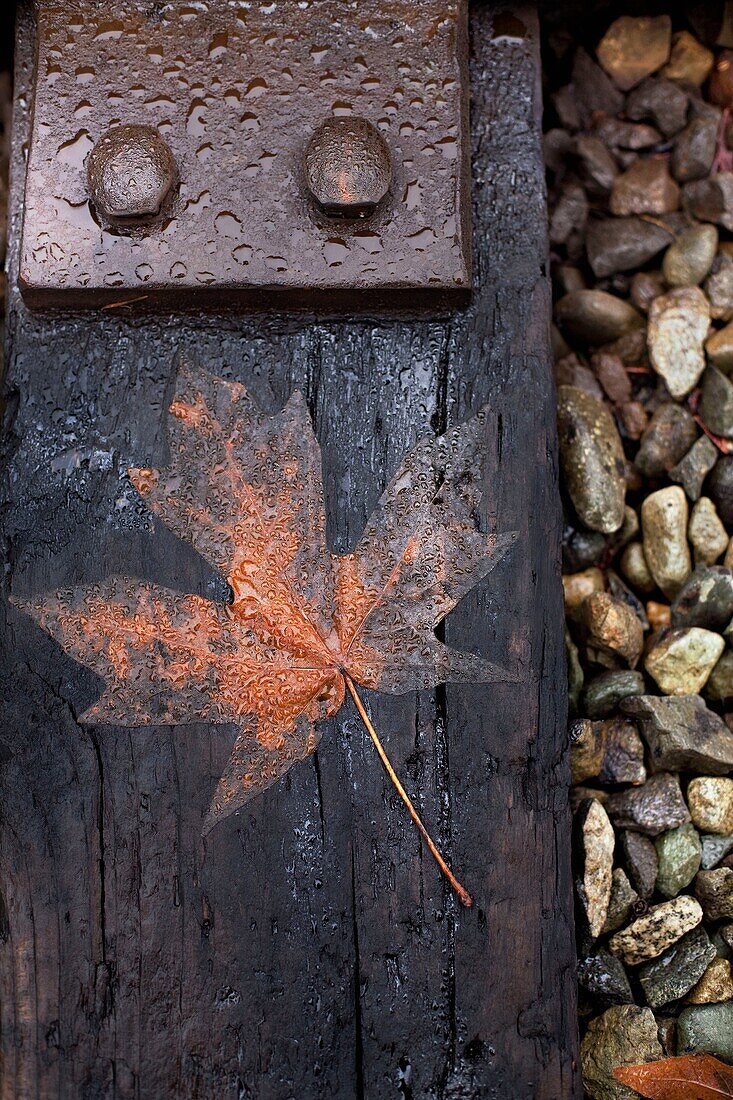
xmin=15 ymin=364 xmax=516 ymax=904
xmin=614 ymin=1054 xmax=733 ymax=1098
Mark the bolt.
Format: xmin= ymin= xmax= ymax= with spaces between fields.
xmin=87 ymin=124 xmax=177 ymax=223
xmin=304 ymin=117 xmax=391 ymax=218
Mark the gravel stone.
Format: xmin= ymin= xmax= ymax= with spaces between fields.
xmin=662 ymin=224 xmax=718 ymax=286
xmin=687 ymin=957 xmax=733 ymax=1004
xmin=558 ymin=386 xmax=626 ymax=534
xmin=689 ymin=496 xmax=730 ymax=564
xmin=700 ymin=367 xmax=733 ymax=440
xmin=661 ymin=30 xmax=714 ymax=86
xmin=642 ymin=486 xmax=692 ymax=597
xmin=622 ymin=830 xmax=659 ymax=899
xmin=696 ymin=868 xmax=733 ymax=921
xmin=608 ymin=896 xmax=703 ymax=965
xmin=647 ymin=286 xmax=711 ymax=398
xmin=706 ymin=321 xmax=733 ymax=370
xmin=672 ymin=114 xmax=721 ymax=182
xmin=576 ymin=799 xmax=616 ymax=938
xmin=636 ymin=403 xmax=698 ymax=479
xmin=622 ymin=692 xmax=733 ymax=773
xmin=596 ymin=16 xmax=672 ymax=91
xmin=645 ymin=628 xmax=725 ymax=696
xmin=688 ymin=778 xmax=733 ymax=835
xmin=677 ymin=1002 xmax=733 ymax=1062
xmin=707 ymin=457 xmax=733 ymax=529
xmin=610 ymin=159 xmax=680 ymax=216
xmin=586 ymin=217 xmax=673 ymax=278
xmin=701 ymin=834 xmax=733 ymax=870
xmin=606 ymin=772 xmax=691 ymax=837
xmin=582 ymin=592 xmax=644 ymax=666
xmin=583 ymin=670 xmax=646 ymax=719
xmin=655 ymin=824 xmax=702 ymax=898
xmin=555 ymin=290 xmax=644 ymax=345
xmin=581 ymin=1005 xmax=663 ymax=1100
xmin=626 ymin=76 xmax=689 ymax=136
xmin=669 ymin=436 xmax=719 ymax=501
xmin=683 ymin=173 xmax=733 ymax=231
xmin=577 ymin=951 xmax=634 ymax=1008
xmin=602 ymin=868 xmax=639 ymax=934
xmin=638 ymin=926 xmax=716 ymax=1008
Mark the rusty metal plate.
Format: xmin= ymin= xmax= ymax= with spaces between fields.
xmin=19 ymin=0 xmax=470 ymax=310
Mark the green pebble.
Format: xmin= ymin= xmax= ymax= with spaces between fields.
xmin=655 ymin=824 xmax=702 ymax=897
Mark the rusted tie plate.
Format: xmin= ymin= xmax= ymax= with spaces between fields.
xmin=19 ymin=0 xmax=470 ymax=309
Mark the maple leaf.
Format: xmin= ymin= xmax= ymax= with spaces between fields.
xmin=614 ymin=1055 xmax=733 ymax=1099
xmin=16 ymin=364 xmax=516 ymax=904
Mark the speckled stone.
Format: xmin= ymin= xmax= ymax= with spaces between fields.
xmin=688 ymin=777 xmax=733 ymax=835
xmin=606 ymin=772 xmax=691 ymax=837
xmin=701 ymin=833 xmax=733 ymax=870
xmin=642 ymin=487 xmax=692 ymax=597
xmin=647 ymin=287 xmax=711 ymax=398
xmin=576 ymin=799 xmax=616 ymax=938
xmin=645 ymin=628 xmax=725 ymax=696
xmin=558 ymin=386 xmax=626 ymax=534
xmin=677 ymin=1003 xmax=733 ymax=1062
xmin=656 ymin=824 xmax=702 ymax=898
xmin=608 ymin=895 xmax=703 ymax=965
xmin=581 ymin=1005 xmax=663 ymax=1100
xmin=638 ymin=926 xmax=716 ymax=1008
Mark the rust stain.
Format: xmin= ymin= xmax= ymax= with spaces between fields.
xmin=17 ymin=363 xmax=516 ymax=835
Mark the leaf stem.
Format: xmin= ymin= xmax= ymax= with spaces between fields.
xmin=344 ymin=674 xmax=473 ymax=908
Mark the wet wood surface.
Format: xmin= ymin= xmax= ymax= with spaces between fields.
xmin=0 ymin=3 xmax=580 ymax=1097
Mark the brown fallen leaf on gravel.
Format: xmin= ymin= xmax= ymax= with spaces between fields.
xmin=614 ymin=1054 xmax=733 ymax=1098
xmin=16 ymin=363 xmax=516 ymax=905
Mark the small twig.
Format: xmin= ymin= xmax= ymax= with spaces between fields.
xmin=344 ymin=673 xmax=473 ymax=908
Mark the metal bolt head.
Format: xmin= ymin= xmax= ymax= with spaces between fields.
xmin=87 ymin=124 xmax=177 ymax=223
xmin=304 ymin=117 xmax=391 ymax=218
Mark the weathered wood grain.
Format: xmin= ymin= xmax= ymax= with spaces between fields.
xmin=0 ymin=3 xmax=579 ymax=1097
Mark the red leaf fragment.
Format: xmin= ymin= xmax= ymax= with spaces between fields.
xmin=614 ymin=1054 xmax=733 ymax=1099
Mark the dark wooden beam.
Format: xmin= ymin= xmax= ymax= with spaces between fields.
xmin=0 ymin=4 xmax=579 ymax=1097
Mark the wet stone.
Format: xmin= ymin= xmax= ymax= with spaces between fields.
xmin=577 ymin=950 xmax=634 ymax=1008
xmin=689 ymin=497 xmax=730 ymax=564
xmin=623 ymin=692 xmax=733 ymax=774
xmin=701 ymin=367 xmax=733 ymax=440
xmin=677 ymin=1002 xmax=733 ymax=1062
xmin=636 ymin=404 xmax=698 ymax=479
xmin=683 ymin=173 xmax=733 ymax=231
xmin=586 ymin=217 xmax=674 ymax=278
xmin=705 ymin=254 xmax=733 ymax=322
xmin=655 ymin=824 xmax=703 ymax=898
xmin=572 ymin=47 xmax=625 ymax=127
xmin=557 ymin=386 xmax=626 ymax=534
xmin=669 ymin=436 xmax=719 ymax=502
xmin=602 ymin=868 xmax=639 ymax=934
xmin=620 ymin=542 xmax=655 ymax=594
xmin=555 ymin=290 xmax=645 ymax=347
xmin=583 ymin=669 xmax=645 ymax=719
xmin=562 ymin=522 xmax=607 ymax=572
xmin=622 ymin=830 xmax=659 ymax=900
xmin=662 ymin=224 xmax=718 ymax=286
xmin=575 ymin=799 xmax=616 ymax=939
xmin=596 ymin=16 xmax=672 ymax=91
xmin=645 ymin=627 xmax=725 ymax=696
xmin=610 ymin=159 xmax=680 ymax=217
xmin=661 ymin=30 xmax=714 ymax=87
xmin=582 ymin=592 xmax=644 ymax=667
xmin=581 ymin=1005 xmax=663 ymax=1100
xmin=608 ymin=895 xmax=703 ymax=966
xmin=638 ymin=926 xmax=716 ymax=1008
xmin=688 ymin=777 xmax=733 ymax=835
xmin=707 ymin=322 xmax=733 ymax=371
xmin=701 ymin=834 xmax=733 ymax=870
xmin=707 ymin=457 xmax=733 ymax=529
xmin=696 ymin=869 xmax=733 ymax=921
xmin=606 ymin=772 xmax=691 ymax=837
xmin=563 ymin=567 xmax=605 ymax=620
xmin=573 ymin=135 xmax=619 ymax=197
xmin=672 ymin=113 xmax=721 ymax=183
xmin=647 ymin=286 xmax=711 ymax=399
xmin=626 ymin=76 xmax=689 ymax=137
xmin=687 ymin=957 xmax=733 ymax=1004
xmin=642 ymin=486 xmax=692 ymax=598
